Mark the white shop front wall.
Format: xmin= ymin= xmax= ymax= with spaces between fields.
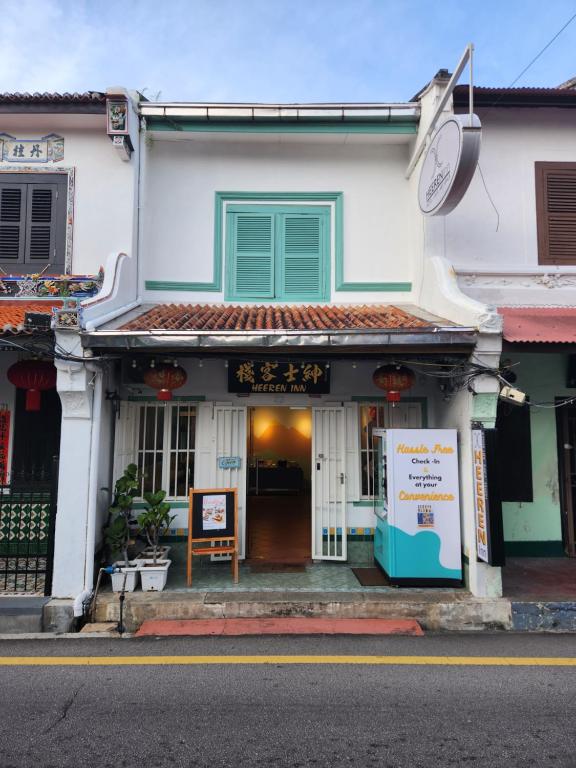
xmin=141 ymin=138 xmax=417 ymax=304
xmin=114 ymin=359 xmax=432 ymax=558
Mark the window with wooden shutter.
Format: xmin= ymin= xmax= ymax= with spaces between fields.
xmin=280 ymin=212 xmax=325 ymax=299
xmin=0 ymin=174 xmax=66 ymax=273
xmin=228 ymin=212 xmax=275 ymax=298
xmin=225 ymin=203 xmax=330 ymax=301
xmin=0 ymin=184 xmax=26 ymax=265
xmin=536 ymin=162 xmax=576 ymax=265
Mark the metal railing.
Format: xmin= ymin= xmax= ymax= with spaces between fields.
xmin=0 ymin=472 xmax=57 ymax=595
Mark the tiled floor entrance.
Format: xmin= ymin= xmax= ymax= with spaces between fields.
xmin=246 ymin=495 xmax=311 ymax=563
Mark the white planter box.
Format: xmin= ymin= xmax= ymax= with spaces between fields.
xmin=111 ymin=562 xmax=139 ymax=593
xmin=139 ymin=560 xmax=171 ymax=592
xmin=136 ymin=545 xmax=171 ymax=561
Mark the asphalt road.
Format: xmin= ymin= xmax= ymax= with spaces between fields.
xmin=0 ymin=633 xmax=575 ymax=768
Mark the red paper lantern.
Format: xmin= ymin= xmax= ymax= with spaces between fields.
xmin=7 ymin=360 xmax=57 ymax=411
xmin=372 ymin=365 xmax=415 ymax=403
xmin=143 ymin=364 xmax=187 ymax=401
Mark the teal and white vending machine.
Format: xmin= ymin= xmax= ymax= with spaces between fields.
xmin=372 ymin=428 xmax=462 ymax=586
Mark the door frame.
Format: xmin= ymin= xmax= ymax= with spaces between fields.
xmin=246 ymin=405 xmax=313 ymax=561
xmin=311 ymin=405 xmax=347 ymax=561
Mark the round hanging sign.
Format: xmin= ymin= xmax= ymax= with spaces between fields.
xmin=418 ymin=114 xmax=482 ymax=216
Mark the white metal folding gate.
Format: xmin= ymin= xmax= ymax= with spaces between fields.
xmin=194 ymin=404 xmax=247 ymax=559
xmin=312 ymin=406 xmax=347 ymax=560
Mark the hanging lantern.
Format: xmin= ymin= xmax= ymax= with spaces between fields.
xmin=7 ymin=360 xmax=57 ymax=411
xmin=372 ymin=365 xmax=415 ymax=403
xmin=143 ymin=364 xmax=187 ymax=401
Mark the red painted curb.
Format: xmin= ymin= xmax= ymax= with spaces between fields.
xmin=135 ymin=617 xmax=424 ymax=637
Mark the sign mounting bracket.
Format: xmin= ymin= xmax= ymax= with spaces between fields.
xmin=406 ymin=43 xmax=474 ymax=180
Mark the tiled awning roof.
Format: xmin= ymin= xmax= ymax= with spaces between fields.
xmin=499 ymin=307 xmax=576 ymax=343
xmin=0 ymin=301 xmax=61 ymax=335
xmin=0 ymin=91 xmax=105 ymax=104
xmin=453 ymin=85 xmax=576 ymax=108
xmin=120 ymin=304 xmax=434 ymax=332
xmin=0 ymin=91 xmax=106 ymax=114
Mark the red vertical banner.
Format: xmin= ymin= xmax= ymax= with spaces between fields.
xmin=0 ymin=409 xmax=10 ymax=485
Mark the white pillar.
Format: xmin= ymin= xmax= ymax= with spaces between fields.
xmin=51 ymin=332 xmax=103 ymax=598
xmin=464 ymin=329 xmax=503 ymax=598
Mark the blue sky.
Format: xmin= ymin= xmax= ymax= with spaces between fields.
xmin=1 ymin=0 xmax=576 ymax=102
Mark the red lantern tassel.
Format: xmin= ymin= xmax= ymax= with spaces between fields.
xmin=26 ymin=389 xmax=41 ymax=411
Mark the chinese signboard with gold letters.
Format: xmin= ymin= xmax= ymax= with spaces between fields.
xmin=228 ymin=360 xmax=330 ymax=394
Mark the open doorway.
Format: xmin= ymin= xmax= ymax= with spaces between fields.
xmin=246 ymin=406 xmax=312 ymax=564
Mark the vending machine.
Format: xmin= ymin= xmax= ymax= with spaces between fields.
xmin=372 ymin=428 xmax=462 ymax=586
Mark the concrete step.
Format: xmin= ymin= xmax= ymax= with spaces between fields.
xmin=92 ymin=590 xmax=512 ymax=633
xmin=0 ymin=596 xmax=49 ymax=633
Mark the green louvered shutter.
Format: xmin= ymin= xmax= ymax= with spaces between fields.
xmin=280 ymin=212 xmax=325 ymax=300
xmin=229 ymin=212 xmax=275 ymax=298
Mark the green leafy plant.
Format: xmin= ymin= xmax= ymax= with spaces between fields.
xmin=105 ymin=464 xmax=140 ymax=566
xmin=137 ymin=490 xmax=175 ymax=565
xmin=104 ymin=514 xmax=130 ymax=566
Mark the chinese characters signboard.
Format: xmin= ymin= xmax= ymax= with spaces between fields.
xmin=0 ymin=133 xmax=64 ymax=163
xmin=228 ymin=360 xmax=330 ymax=394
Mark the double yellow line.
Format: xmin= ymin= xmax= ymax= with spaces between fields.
xmin=1 ymin=655 xmax=575 ymax=667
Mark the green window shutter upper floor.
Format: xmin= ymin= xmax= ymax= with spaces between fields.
xmin=228 ymin=211 xmax=275 ymax=298
xmin=280 ymin=212 xmax=326 ymax=299
xmin=225 ymin=204 xmax=330 ymax=301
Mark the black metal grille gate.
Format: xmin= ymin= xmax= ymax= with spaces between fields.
xmin=0 ymin=477 xmax=57 ymax=595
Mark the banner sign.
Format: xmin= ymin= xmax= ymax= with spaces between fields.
xmin=0 ymin=409 xmax=9 ymax=484
xmin=385 ymin=428 xmax=462 ymax=580
xmin=471 ymin=426 xmax=505 ymax=566
xmin=228 ymin=360 xmax=330 ymax=394
xmin=472 ymin=428 xmax=490 ymax=563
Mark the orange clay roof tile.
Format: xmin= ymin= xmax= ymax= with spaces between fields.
xmin=120 ymin=304 xmax=433 ymax=333
xmin=0 ymin=301 xmax=61 ymax=335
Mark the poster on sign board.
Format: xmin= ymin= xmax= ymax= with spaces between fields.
xmin=385 ymin=429 xmax=462 ymax=580
xmin=202 ymin=494 xmax=227 ymax=531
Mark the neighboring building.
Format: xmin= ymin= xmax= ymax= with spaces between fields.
xmin=445 ymin=84 xmax=576 ymax=560
xmin=0 ymin=90 xmax=140 ymax=595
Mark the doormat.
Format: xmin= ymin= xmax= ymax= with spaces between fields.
xmin=352 ymin=567 xmax=390 ymax=587
xmin=249 ymin=563 xmax=307 ymax=574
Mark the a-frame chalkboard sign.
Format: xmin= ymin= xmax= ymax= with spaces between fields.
xmin=187 ymin=488 xmax=239 ymax=586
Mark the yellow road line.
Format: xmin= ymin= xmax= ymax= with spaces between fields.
xmin=0 ymin=655 xmax=575 ymax=667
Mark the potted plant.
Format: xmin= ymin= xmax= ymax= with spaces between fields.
xmin=104 ymin=463 xmax=141 ymax=592
xmin=137 ymin=489 xmax=175 ymax=592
